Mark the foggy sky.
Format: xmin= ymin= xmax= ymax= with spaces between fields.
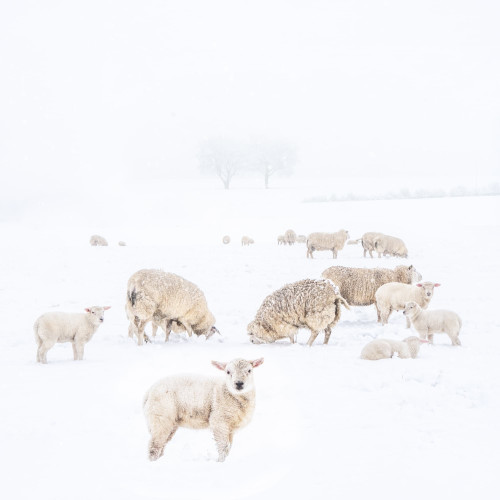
xmin=1 ymin=0 xmax=499 ymax=187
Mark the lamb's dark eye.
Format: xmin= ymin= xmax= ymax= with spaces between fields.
xmin=248 ymin=369 xmax=251 ymax=373
xmin=226 ymin=370 xmax=230 ymax=375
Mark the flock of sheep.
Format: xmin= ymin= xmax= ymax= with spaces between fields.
xmin=33 ymin=229 xmax=464 ymax=462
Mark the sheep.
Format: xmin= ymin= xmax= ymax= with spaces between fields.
xmin=321 ymin=265 xmax=422 ymax=306
xmin=360 ymin=232 xmax=384 ymax=258
xmin=241 ymin=236 xmax=254 ymax=246
xmin=375 ymin=281 xmax=441 ymax=326
xmin=360 ymin=336 xmax=426 ymax=360
xmin=296 ymin=234 xmax=307 ymax=243
xmin=118 ymin=241 xmax=127 ymax=246
xmin=34 ymin=306 xmax=111 ymax=363
xmin=126 ymin=269 xmax=219 ymax=346
xmin=403 ymin=301 xmax=462 ymax=346
xmin=374 ymin=234 xmax=408 ymax=258
xmin=143 ymin=357 xmax=264 ymax=462
xmin=277 ymin=235 xmax=286 ymax=245
xmin=247 ymin=278 xmax=350 ymax=346
xmin=222 ymin=235 xmax=231 ymax=244
xmin=89 ymin=234 xmax=108 ymax=246
xmin=306 ymin=229 xmax=350 ymax=259
xmin=284 ymin=229 xmax=297 ymax=245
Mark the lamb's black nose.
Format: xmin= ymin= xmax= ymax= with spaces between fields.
xmin=235 ymin=381 xmax=244 ymax=390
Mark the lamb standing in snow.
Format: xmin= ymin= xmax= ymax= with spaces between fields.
xmin=89 ymin=234 xmax=108 ymax=246
xmin=360 ymin=232 xmax=384 ymax=258
xmin=284 ymin=229 xmax=297 ymax=245
xmin=306 ymin=229 xmax=350 ymax=259
xmin=321 ymin=265 xmax=422 ymax=306
xmin=277 ymin=235 xmax=286 ymax=245
xmin=241 ymin=236 xmax=254 ymax=246
xmin=143 ymin=358 xmax=264 ymax=462
xmin=34 ymin=306 xmax=111 ymax=363
xmin=222 ymin=235 xmax=231 ymax=244
xmin=126 ymin=269 xmax=218 ymax=346
xmin=247 ymin=279 xmax=350 ymax=346
xmin=374 ymin=234 xmax=408 ymax=258
xmin=360 ymin=336 xmax=426 ymax=360
xmin=403 ymin=301 xmax=462 ymax=346
xmin=375 ymin=281 xmax=441 ymax=326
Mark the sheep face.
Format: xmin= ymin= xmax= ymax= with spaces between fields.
xmin=84 ymin=306 xmax=111 ymax=326
xmin=212 ymin=358 xmax=264 ymax=395
xmin=247 ymin=321 xmax=274 ymax=344
xmin=404 ymin=265 xmax=422 ymax=283
xmin=416 ymin=281 xmax=440 ymax=298
xmin=403 ymin=301 xmax=419 ymax=317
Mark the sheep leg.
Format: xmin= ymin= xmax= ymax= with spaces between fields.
xmin=135 ymin=319 xmax=148 ymax=346
xmin=405 ymin=315 xmax=411 ymax=328
xmin=306 ymin=330 xmax=320 ymax=347
xmin=151 ymin=323 xmax=158 ymax=338
xmin=450 ymin=332 xmax=461 ymax=346
xmin=37 ymin=340 xmax=54 ymax=364
xmin=179 ymin=320 xmax=193 ymax=337
xmin=376 ymin=304 xmax=382 ymax=323
xmin=148 ymin=425 xmax=178 ymax=461
xmin=212 ymin=427 xmax=233 ymax=462
xmin=323 ymin=326 xmax=332 ymax=344
xmin=73 ymin=341 xmax=85 ymax=361
xmin=427 ymin=332 xmax=434 ymax=344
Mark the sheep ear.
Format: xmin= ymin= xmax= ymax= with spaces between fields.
xmin=250 ymin=358 xmax=264 ymax=368
xmin=408 ymin=265 xmax=414 ymax=270
xmin=85 ymin=308 xmax=91 ymax=313
xmin=211 ymin=361 xmax=227 ymax=371
xmin=416 ymin=283 xmax=422 ymax=287
xmin=434 ymin=283 xmax=441 ymax=287
xmin=104 ymin=306 xmax=111 ymax=310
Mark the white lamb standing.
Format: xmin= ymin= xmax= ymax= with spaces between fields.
xmin=403 ymin=301 xmax=462 ymax=346
xmin=34 ymin=306 xmax=111 ymax=363
xmin=375 ymin=281 xmax=441 ymax=327
xmin=361 ymin=336 xmax=426 ymax=360
xmin=143 ymin=358 xmax=264 ymax=462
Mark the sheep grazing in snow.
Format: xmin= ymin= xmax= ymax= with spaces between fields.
xmin=241 ymin=236 xmax=254 ymax=246
xmin=89 ymin=234 xmax=108 ymax=246
xmin=247 ymin=278 xmax=350 ymax=346
xmin=375 ymin=281 xmax=441 ymax=326
xmin=126 ymin=269 xmax=219 ymax=346
xmin=374 ymin=234 xmax=408 ymax=258
xmin=222 ymin=235 xmax=231 ymax=244
xmin=143 ymin=358 xmax=264 ymax=462
xmin=277 ymin=235 xmax=286 ymax=245
xmin=284 ymin=229 xmax=297 ymax=245
xmin=296 ymin=234 xmax=307 ymax=243
xmin=403 ymin=301 xmax=462 ymax=346
xmin=306 ymin=229 xmax=350 ymax=259
xmin=321 ymin=265 xmax=422 ymax=306
xmin=360 ymin=232 xmax=384 ymax=258
xmin=360 ymin=336 xmax=426 ymax=360
xmin=34 ymin=306 xmax=111 ymax=363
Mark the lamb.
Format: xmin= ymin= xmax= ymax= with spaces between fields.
xmin=284 ymin=229 xmax=297 ymax=245
xmin=306 ymin=229 xmax=350 ymax=259
xmin=143 ymin=357 xmax=264 ymax=462
xmin=126 ymin=269 xmax=219 ymax=346
xmin=241 ymin=236 xmax=254 ymax=246
xmin=89 ymin=234 xmax=108 ymax=246
xmin=296 ymin=234 xmax=307 ymax=243
xmin=403 ymin=301 xmax=462 ymax=346
xmin=375 ymin=281 xmax=441 ymax=326
xmin=222 ymin=235 xmax=231 ymax=244
xmin=277 ymin=235 xmax=286 ymax=245
xmin=374 ymin=234 xmax=408 ymax=258
xmin=321 ymin=265 xmax=422 ymax=306
xmin=34 ymin=306 xmax=111 ymax=363
xmin=360 ymin=336 xmax=426 ymax=360
xmin=247 ymin=278 xmax=350 ymax=346
xmin=126 ymin=306 xmax=186 ymax=344
xmin=360 ymin=232 xmax=385 ymax=258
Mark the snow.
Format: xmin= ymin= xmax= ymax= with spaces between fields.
xmin=1 ymin=180 xmax=499 ymax=500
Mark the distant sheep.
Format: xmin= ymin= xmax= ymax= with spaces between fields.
xmin=118 ymin=241 xmax=127 ymax=246
xmin=374 ymin=234 xmax=408 ymax=258
xmin=248 ymin=278 xmax=350 ymax=346
xmin=277 ymin=235 xmax=286 ymax=245
xmin=296 ymin=235 xmax=307 ymax=243
xmin=241 ymin=236 xmax=254 ymax=246
xmin=34 ymin=306 xmax=111 ymax=363
xmin=361 ymin=336 xmax=426 ymax=360
xmin=143 ymin=357 xmax=264 ymax=462
xmin=306 ymin=229 xmax=350 ymax=259
xmin=222 ymin=235 xmax=231 ymax=244
xmin=403 ymin=302 xmax=462 ymax=346
xmin=375 ymin=281 xmax=441 ymax=326
xmin=126 ymin=269 xmax=219 ymax=346
xmin=361 ymin=232 xmax=384 ymax=258
xmin=89 ymin=235 xmax=108 ymax=246
xmin=321 ymin=265 xmax=422 ymax=306
xmin=284 ymin=229 xmax=297 ymax=245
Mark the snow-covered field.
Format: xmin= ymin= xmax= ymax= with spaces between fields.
xmin=1 ymin=180 xmax=499 ymax=500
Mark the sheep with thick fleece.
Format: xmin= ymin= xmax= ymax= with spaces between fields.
xmin=360 ymin=232 xmax=385 ymax=258
xmin=34 ymin=306 xmax=111 ymax=363
xmin=375 ymin=281 xmax=441 ymax=326
xmin=143 ymin=357 xmax=264 ymax=462
xmin=321 ymin=265 xmax=422 ymax=306
xmin=361 ymin=336 xmax=426 ymax=360
xmin=247 ymin=279 xmax=350 ymax=346
xmin=126 ymin=269 xmax=218 ymax=346
xmin=306 ymin=229 xmax=350 ymax=259
xmin=89 ymin=234 xmax=108 ymax=246
xmin=284 ymin=229 xmax=297 ymax=245
xmin=403 ymin=301 xmax=462 ymax=346
xmin=241 ymin=236 xmax=254 ymax=246
xmin=374 ymin=234 xmax=408 ymax=258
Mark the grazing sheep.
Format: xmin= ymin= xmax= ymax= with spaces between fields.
xmin=403 ymin=302 xmax=462 ymax=346
xmin=347 ymin=239 xmax=361 ymax=245
xmin=241 ymin=236 xmax=254 ymax=246
xmin=34 ymin=306 xmax=111 ymax=363
xmin=247 ymin=279 xmax=350 ymax=346
xmin=284 ymin=229 xmax=297 ymax=245
xmin=360 ymin=232 xmax=384 ymax=258
xmin=360 ymin=336 xmax=426 ymax=360
xmin=375 ymin=281 xmax=441 ymax=326
xmin=126 ymin=269 xmax=219 ymax=346
xmin=297 ymin=234 xmax=307 ymax=244
xmin=222 ymin=235 xmax=231 ymax=244
xmin=143 ymin=357 xmax=264 ymax=462
xmin=277 ymin=235 xmax=286 ymax=245
xmin=306 ymin=229 xmax=350 ymax=259
xmin=118 ymin=241 xmax=127 ymax=246
xmin=89 ymin=234 xmax=108 ymax=246
xmin=374 ymin=234 xmax=408 ymax=258
xmin=321 ymin=265 xmax=422 ymax=306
